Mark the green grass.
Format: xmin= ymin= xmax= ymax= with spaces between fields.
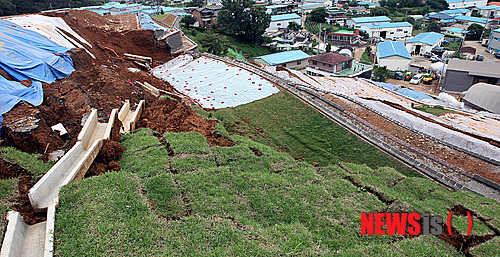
xmin=304 ymin=21 xmax=338 ymax=35
xmin=182 ymin=28 xmax=271 ymax=58
xmin=214 ymin=91 xmax=417 ymax=177
xmin=361 ymin=51 xmax=372 ymax=64
xmin=414 ymin=105 xmax=457 ymax=116
xmin=0 ymin=146 xmax=54 ymax=245
xmin=53 ymin=128 xmax=500 ymax=256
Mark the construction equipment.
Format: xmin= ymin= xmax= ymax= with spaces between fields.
xmin=422 ymin=73 xmax=433 ymax=84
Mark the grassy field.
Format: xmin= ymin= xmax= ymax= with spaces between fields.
xmin=414 ymin=105 xmax=457 ymax=116
xmin=182 ymin=28 xmax=271 ymax=58
xmin=53 ymin=128 xmax=500 ymax=256
xmin=213 ymin=91 xmax=417 ymax=177
xmin=304 ymin=21 xmax=339 ymax=35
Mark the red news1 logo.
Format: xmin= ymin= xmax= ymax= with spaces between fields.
xmin=361 ymin=211 xmax=473 ymax=236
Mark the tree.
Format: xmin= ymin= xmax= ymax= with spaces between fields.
xmin=326 ymin=43 xmax=332 ymax=52
xmin=373 ymin=66 xmax=391 ymax=82
xmin=287 ymin=21 xmax=302 ymax=31
xmin=181 ymin=15 xmax=197 ymax=28
xmin=425 ymin=21 xmax=441 ymax=33
xmin=308 ymin=7 xmax=326 ymax=23
xmin=365 ymin=46 xmax=372 ymax=55
xmin=199 ymin=30 xmax=231 ymax=55
xmin=186 ymin=0 xmax=204 ymax=7
xmin=466 ymin=23 xmax=484 ymax=40
xmin=217 ymin=0 xmax=271 ymax=42
xmin=425 ymin=0 xmax=448 ymax=11
xmin=370 ymin=7 xmax=390 ymax=17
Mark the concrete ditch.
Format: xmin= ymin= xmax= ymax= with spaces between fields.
xmin=1 ymin=98 xmax=144 ymax=256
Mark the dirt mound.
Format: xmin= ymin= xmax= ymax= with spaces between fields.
xmin=0 ymin=159 xmax=29 ymax=179
xmin=138 ymin=98 xmax=235 ymax=147
xmin=2 ymin=103 xmax=65 ymax=157
xmin=14 ymin=174 xmax=47 ymax=225
xmin=47 ymin=10 xmax=172 ymax=65
xmin=86 ymin=140 xmax=126 ymax=177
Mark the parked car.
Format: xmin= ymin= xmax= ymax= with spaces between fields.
xmin=404 ymin=72 xmax=412 ymax=81
xmin=494 ymin=52 xmax=500 ymax=59
xmin=423 ymin=52 xmax=434 ymax=58
xmin=410 ymin=74 xmax=424 ymax=84
xmin=430 ymin=56 xmax=443 ymax=63
xmin=393 ymin=72 xmax=404 ymax=80
xmin=476 ymin=55 xmax=484 ymax=61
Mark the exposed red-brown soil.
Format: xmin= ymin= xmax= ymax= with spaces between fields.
xmin=86 ymin=113 xmax=125 ymax=177
xmin=138 ymin=98 xmax=235 ymax=147
xmin=438 ymin=223 xmax=495 ymax=256
xmin=13 ymin=174 xmax=47 ymax=224
xmin=2 ymin=103 xmax=65 ymax=158
xmin=0 ymin=159 xmax=29 ymax=179
xmin=86 ymin=140 xmax=126 ymax=177
xmin=46 ymin=10 xmax=172 ymax=65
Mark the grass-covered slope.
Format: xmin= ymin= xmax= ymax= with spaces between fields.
xmin=213 ymin=91 xmax=417 ymax=177
xmin=53 ymin=129 xmax=499 ymax=256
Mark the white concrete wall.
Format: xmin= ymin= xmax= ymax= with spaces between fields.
xmin=406 ymin=37 xmax=443 ymax=55
xmin=362 ymin=25 xmax=413 ymax=39
xmin=267 ymin=18 xmax=303 ymax=32
xmin=448 ymin=0 xmax=487 ymax=9
xmin=377 ymin=56 xmax=411 ymax=71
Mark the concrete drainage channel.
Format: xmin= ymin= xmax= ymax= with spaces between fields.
xmin=1 ymin=99 xmax=145 ymax=256
xmin=204 ymin=53 xmax=500 ymax=200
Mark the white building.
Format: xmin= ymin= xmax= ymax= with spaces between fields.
xmin=406 ymin=32 xmax=445 ymax=55
xmin=446 ymin=0 xmax=487 ymax=9
xmin=267 ymin=13 xmax=302 ymax=32
xmin=376 ymin=41 xmax=412 ymax=71
xmin=346 ymin=16 xmax=391 ymax=27
xmin=473 ymin=5 xmax=500 ymax=18
xmin=361 ymin=22 xmax=413 ymax=40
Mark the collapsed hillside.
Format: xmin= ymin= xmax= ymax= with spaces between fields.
xmin=1 ymin=10 xmax=231 ymax=161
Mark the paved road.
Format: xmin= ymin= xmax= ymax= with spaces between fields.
xmin=462 ymin=40 xmax=499 ymax=63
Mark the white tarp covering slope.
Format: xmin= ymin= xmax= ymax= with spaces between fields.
xmin=359 ymin=98 xmax=500 ymax=163
xmin=152 ymin=55 xmax=279 ymax=109
xmin=7 ymin=15 xmax=95 ymax=58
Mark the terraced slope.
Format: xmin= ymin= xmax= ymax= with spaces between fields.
xmin=53 ymin=128 xmax=499 ymax=256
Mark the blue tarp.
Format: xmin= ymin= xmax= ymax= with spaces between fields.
xmin=0 ymin=19 xmax=74 ymax=83
xmin=396 ymin=87 xmax=434 ymax=101
xmin=138 ymin=12 xmax=170 ymax=31
xmin=372 ymin=81 xmax=401 ymax=91
xmin=0 ymin=76 xmax=44 ymax=138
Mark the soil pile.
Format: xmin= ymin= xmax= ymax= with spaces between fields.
xmin=138 ymin=98 xmax=235 ymax=147
xmin=14 ymin=175 xmax=47 ymax=225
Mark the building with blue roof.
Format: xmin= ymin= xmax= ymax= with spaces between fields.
xmin=442 ymin=8 xmax=472 ymax=15
xmin=254 ymin=50 xmax=310 ymax=69
xmin=472 ymin=5 xmax=500 ymax=18
xmin=446 ymin=0 xmax=487 ymax=9
xmin=267 ymin=13 xmax=302 ymax=32
xmin=487 ymin=28 xmax=500 ymax=53
xmin=446 ymin=27 xmax=468 ymax=37
xmin=406 ymin=32 xmax=445 ymax=55
xmin=376 ymin=41 xmax=412 ymax=71
xmin=80 ymin=2 xmax=143 ymax=15
xmin=347 ymin=16 xmax=391 ymax=27
xmin=361 ymin=22 xmax=413 ymax=40
xmin=455 ymin=15 xmax=492 ymax=28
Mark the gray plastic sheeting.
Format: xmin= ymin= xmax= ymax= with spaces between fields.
xmin=152 ymin=55 xmax=279 ymax=109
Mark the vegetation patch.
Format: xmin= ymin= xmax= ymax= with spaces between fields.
xmin=214 ymin=91 xmax=417 ymax=177
xmin=414 ymin=105 xmax=457 ymax=116
xmin=52 ymin=128 xmax=500 ymax=256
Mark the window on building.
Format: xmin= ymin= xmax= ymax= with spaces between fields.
xmin=297 ymin=60 xmax=301 ymax=65
xmin=323 ymin=63 xmax=326 ymax=66
xmin=277 ymin=23 xmax=281 ymax=26
xmin=390 ymin=32 xmax=394 ymax=34
xmin=329 ymin=64 xmax=332 ymax=67
xmin=313 ymin=61 xmax=317 ymax=65
xmin=404 ymin=31 xmax=408 ymax=33
xmin=397 ymin=29 xmax=403 ymax=32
